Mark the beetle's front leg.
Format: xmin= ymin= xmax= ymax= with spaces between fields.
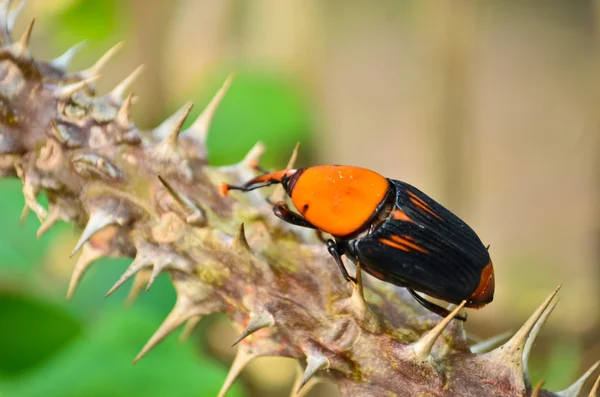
xmin=272 ymin=202 xmax=316 ymax=229
xmin=326 ymin=239 xmax=357 ymax=284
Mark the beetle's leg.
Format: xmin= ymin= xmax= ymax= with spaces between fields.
xmin=272 ymin=202 xmax=316 ymax=229
xmin=407 ymin=289 xmax=467 ymax=321
xmin=326 ymin=239 xmax=357 ymax=283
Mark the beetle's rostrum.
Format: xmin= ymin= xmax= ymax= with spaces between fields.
xmin=221 ymin=164 xmax=495 ymax=321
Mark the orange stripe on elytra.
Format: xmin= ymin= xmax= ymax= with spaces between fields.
xmin=390 ymin=235 xmax=428 ymax=253
xmin=408 ymin=191 xmax=442 ymax=220
xmin=380 ymin=238 xmax=410 ymax=252
xmin=391 ymin=209 xmax=412 ymax=222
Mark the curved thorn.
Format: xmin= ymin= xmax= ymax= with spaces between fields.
xmin=52 ymin=74 xmax=102 ymax=100
xmin=124 ymin=269 xmax=151 ymax=307
xmin=589 ymin=373 xmax=600 ymax=397
xmin=66 ymin=244 xmax=103 ymax=300
xmin=231 ymin=311 xmax=275 ymax=346
xmin=556 ymin=360 xmax=600 ymax=397
xmin=523 ymin=301 xmax=558 ymax=382
xmin=13 ymin=17 xmax=33 ymax=56
xmin=116 ymin=93 xmax=134 ymax=129
xmin=19 ymin=204 xmax=29 ymax=224
xmin=36 ymin=206 xmax=61 ymax=238
xmin=531 ymin=380 xmax=544 ymax=397
xmin=270 ymin=142 xmax=300 ymax=203
xmin=153 ymin=102 xmax=193 ymax=141
xmin=233 ymin=223 xmax=250 ymax=251
xmin=162 ymin=103 xmax=194 ymax=149
xmin=105 ymin=254 xmax=151 ymax=297
xmin=81 ymin=41 xmax=123 ymax=78
xmin=70 ymin=209 xmax=117 ymax=257
xmin=217 ymin=348 xmax=255 ymax=397
xmin=51 ymin=41 xmax=86 ymax=71
xmin=297 ymin=354 xmax=329 ymax=393
xmin=413 ymin=300 xmax=468 ymax=359
xmin=110 ymin=64 xmax=144 ymax=101
xmin=157 ymin=175 xmax=206 ymax=226
xmin=486 ymin=285 xmax=561 ymax=366
xmin=184 ymin=73 xmax=234 ymax=143
xmin=132 ymin=301 xmax=193 ymax=364
xmin=470 ymin=329 xmax=513 ymax=354
xmin=291 ymin=364 xmax=319 ymax=397
xmin=179 ymin=315 xmax=202 ymax=342
xmin=145 ymin=262 xmax=163 ymax=292
xmin=22 ymin=181 xmax=47 ymax=222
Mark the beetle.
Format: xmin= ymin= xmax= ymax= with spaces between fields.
xmin=219 ymin=165 xmax=494 ymax=321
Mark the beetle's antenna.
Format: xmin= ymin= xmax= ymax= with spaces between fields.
xmin=219 ymin=181 xmax=278 ymax=196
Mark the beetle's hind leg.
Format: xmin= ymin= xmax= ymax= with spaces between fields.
xmin=407 ymin=289 xmax=467 ymax=321
xmin=327 ymin=239 xmax=357 ymax=284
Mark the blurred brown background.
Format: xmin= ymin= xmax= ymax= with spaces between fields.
xmin=2 ymin=1 xmax=598 ymax=396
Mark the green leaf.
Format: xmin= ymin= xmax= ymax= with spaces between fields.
xmin=0 ymin=293 xmax=82 ymax=376
xmin=0 ymin=307 xmax=244 ymax=397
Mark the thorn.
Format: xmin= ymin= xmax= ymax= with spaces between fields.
xmin=179 ymin=315 xmax=202 ymax=342
xmin=71 ymin=153 xmax=124 ymax=181
xmin=52 ymin=75 xmax=102 ymax=100
xmin=22 ymin=181 xmax=47 ymax=222
xmin=70 ymin=209 xmax=119 ymax=257
xmin=297 ymin=354 xmax=330 ymax=393
xmin=80 ymin=41 xmax=123 ymax=78
xmin=146 ymin=262 xmax=163 ymax=292
xmin=105 ymin=253 xmax=151 ymax=298
xmin=270 ymin=142 xmax=300 ymax=203
xmin=124 ymin=269 xmax=151 ymax=306
xmin=485 ymin=285 xmax=561 ymax=368
xmin=51 ymin=41 xmax=86 ymax=71
xmin=217 ymin=348 xmax=255 ymax=397
xmin=523 ymin=301 xmax=558 ymax=382
xmin=116 ymin=93 xmax=134 ymax=129
xmin=184 ymin=73 xmax=234 ymax=143
xmin=160 ymin=103 xmax=194 ymax=149
xmin=12 ymin=17 xmax=33 ymax=57
xmin=290 ymin=364 xmax=319 ymax=397
xmin=531 ymin=380 xmax=544 ymax=397
xmin=589 ymin=373 xmax=600 ymax=397
xmin=110 ymin=64 xmax=144 ymax=102
xmin=470 ymin=329 xmax=513 ymax=354
xmin=220 ymin=142 xmax=266 ymax=175
xmin=36 ymin=206 xmax=61 ymax=238
xmin=66 ymin=243 xmax=103 ymax=300
xmin=6 ymin=0 xmax=25 ymax=32
xmin=19 ymin=204 xmax=29 ymax=224
xmin=233 ymin=223 xmax=251 ymax=251
xmin=556 ymin=360 xmax=600 ymax=397
xmin=153 ymin=102 xmax=194 ymax=142
xmin=132 ymin=300 xmax=195 ymax=364
xmin=157 ymin=175 xmax=206 ymax=226
xmin=412 ymin=300 xmax=468 ymax=359
xmin=231 ymin=311 xmax=275 ymax=346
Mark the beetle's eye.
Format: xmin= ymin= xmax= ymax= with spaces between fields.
xmin=281 ymin=174 xmax=289 ymax=190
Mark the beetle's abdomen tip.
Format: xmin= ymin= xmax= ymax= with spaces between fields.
xmin=466 ymin=260 xmax=495 ymax=308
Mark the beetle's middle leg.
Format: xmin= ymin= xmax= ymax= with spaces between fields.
xmin=326 ymin=239 xmax=357 ymax=284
